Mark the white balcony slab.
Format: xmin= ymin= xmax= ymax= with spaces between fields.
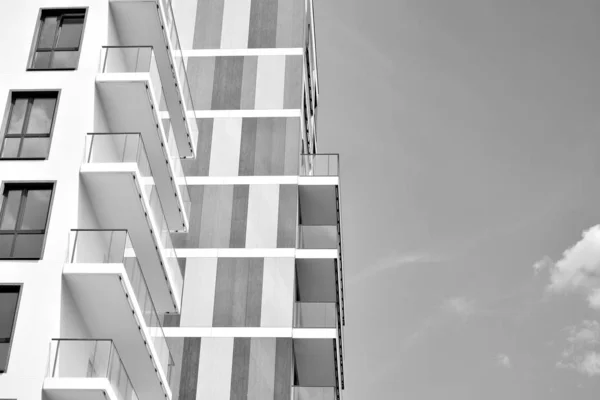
xmin=43 ymin=378 xmax=118 ymax=400
xmin=95 ymin=74 xmax=189 ymax=232
xmin=80 ymin=163 xmax=181 ymax=312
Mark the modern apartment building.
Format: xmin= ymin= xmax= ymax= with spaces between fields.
xmin=0 ymin=0 xmax=345 ymax=399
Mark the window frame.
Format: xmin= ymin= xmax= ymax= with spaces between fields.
xmin=0 ymin=90 xmax=60 ymax=160
xmin=0 ymin=182 xmax=55 ymax=260
xmin=0 ymin=284 xmax=23 ymax=374
xmin=28 ymin=8 xmax=88 ymax=71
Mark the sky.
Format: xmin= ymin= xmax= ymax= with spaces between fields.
xmin=314 ymin=1 xmax=600 ymax=398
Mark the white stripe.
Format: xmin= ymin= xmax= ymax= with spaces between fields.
xmin=161 ymin=109 xmax=301 ymax=119
xmin=295 ymin=249 xmax=338 ymax=259
xmin=179 ymin=176 xmax=299 ymax=185
xmin=178 ymin=48 xmax=304 ymax=57
xmin=172 ymin=248 xmax=296 ymax=258
xmin=162 ymin=327 xmax=336 ymax=338
xmin=297 ymin=176 xmax=339 ymax=185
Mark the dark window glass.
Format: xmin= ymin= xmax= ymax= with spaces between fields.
xmin=1 ymin=93 xmax=58 ymax=160
xmin=0 ymin=184 xmax=53 ymax=260
xmin=31 ymin=10 xmax=86 ymax=70
xmin=0 ymin=286 xmax=21 ymax=373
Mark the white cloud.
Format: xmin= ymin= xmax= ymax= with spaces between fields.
xmin=442 ymin=296 xmax=476 ymax=318
xmin=348 ymin=252 xmax=442 ymax=285
xmin=558 ymin=320 xmax=600 ymax=376
xmin=496 ymin=353 xmax=511 ymax=368
xmin=535 ymin=225 xmax=600 ymax=308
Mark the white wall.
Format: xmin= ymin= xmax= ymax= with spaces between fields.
xmin=0 ymin=0 xmax=114 ymax=398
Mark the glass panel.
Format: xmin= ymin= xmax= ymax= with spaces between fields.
xmin=20 ymin=189 xmax=51 ymax=230
xmin=38 ymin=16 xmax=58 ymax=49
xmin=7 ymin=98 xmax=27 ymax=134
xmin=0 ymin=190 xmax=21 ymax=230
xmin=32 ymin=51 xmax=51 ymax=69
xmin=20 ymin=137 xmax=50 ymax=159
xmin=26 ymin=98 xmax=56 ymax=134
xmin=1 ymin=138 xmax=21 ymax=159
xmin=56 ymin=17 xmax=84 ymax=49
xmin=0 ymin=291 xmax=19 ymax=339
xmin=12 ymin=234 xmax=44 ymax=259
xmin=0 ymin=235 xmax=13 ymax=258
xmin=50 ymin=50 xmax=78 ymax=69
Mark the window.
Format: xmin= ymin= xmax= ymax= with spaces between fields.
xmin=30 ymin=9 xmax=86 ymax=70
xmin=0 ymin=285 xmax=21 ymax=373
xmin=1 ymin=92 xmax=58 ymax=159
xmin=0 ymin=184 xmax=54 ymax=259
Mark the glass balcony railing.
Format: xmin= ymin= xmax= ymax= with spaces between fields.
xmin=68 ymin=230 xmax=175 ymax=385
xmin=159 ymin=0 xmax=199 ymax=150
xmin=300 ymin=154 xmax=339 ymax=176
xmin=47 ymin=339 xmax=138 ymax=400
xmin=98 ymin=47 xmax=192 ymax=221
xmin=298 ymin=225 xmax=338 ymax=250
xmin=293 ymin=387 xmax=336 ymax=400
xmin=294 ymin=303 xmax=337 ymax=329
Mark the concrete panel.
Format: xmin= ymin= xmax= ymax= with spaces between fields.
xmin=255 ymin=56 xmax=285 ymax=109
xmin=248 ymin=338 xmax=276 ymax=400
xmin=229 ymin=185 xmax=250 ymax=247
xmin=246 ymin=184 xmax=280 ymax=248
xmin=197 ymin=338 xmax=234 ymax=400
xmin=213 ymin=258 xmax=236 ymax=326
xmin=180 ymin=258 xmax=218 ymax=326
xmin=238 ymin=119 xmax=257 ymax=176
xmin=271 ymin=118 xmax=287 ymax=174
xmin=212 ymin=56 xmax=244 ymax=110
xmin=199 ymin=185 xmax=221 ymax=247
xmin=245 ymin=259 xmax=264 ymax=326
xmin=284 ymin=55 xmax=303 ymax=108
xmin=277 ymin=184 xmax=298 ymax=247
xmin=230 ymin=338 xmax=251 ymax=400
xmin=172 ymin=185 xmax=204 ymax=248
xmin=274 ymin=338 xmax=293 ymax=400
xmin=221 ymin=0 xmax=252 ymax=49
xmin=193 ymin=0 xmax=225 ymax=48
xmin=188 ymin=58 xmax=216 ymax=110
xmin=248 ymin=0 xmax=278 ymax=48
xmin=182 ymin=119 xmax=213 ymax=176
xmin=179 ymin=338 xmax=201 ymax=400
xmin=231 ymin=259 xmax=250 ymax=326
xmin=276 ymin=0 xmax=305 ymax=47
xmin=254 ymin=118 xmax=274 ymax=175
xmin=209 ymin=118 xmax=243 ymax=176
xmin=240 ymin=57 xmax=258 ymax=109
xmin=283 ymin=118 xmax=300 ymax=175
xmin=260 ymin=258 xmax=294 ymax=327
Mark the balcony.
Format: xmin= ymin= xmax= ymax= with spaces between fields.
xmin=44 ymin=339 xmax=138 ymax=400
xmin=108 ymin=0 xmax=198 ymax=157
xmin=63 ymin=230 xmax=175 ymax=400
xmin=80 ymin=133 xmax=183 ymax=312
xmin=96 ymin=47 xmax=191 ymax=231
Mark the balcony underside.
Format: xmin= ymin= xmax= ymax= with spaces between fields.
xmin=298 ymin=179 xmax=339 ymax=226
xmin=96 ymin=76 xmax=188 ymax=232
xmin=294 ymin=338 xmax=337 ymax=387
xmin=109 ymin=1 xmax=193 ymax=157
xmin=80 ymin=164 xmax=180 ymax=312
xmin=296 ymin=258 xmax=337 ymax=303
xmin=63 ymin=264 xmax=170 ymax=400
xmin=44 ymin=378 xmax=116 ymax=400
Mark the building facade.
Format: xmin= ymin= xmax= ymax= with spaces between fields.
xmin=0 ymin=0 xmax=345 ymax=399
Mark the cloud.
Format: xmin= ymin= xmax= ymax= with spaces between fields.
xmin=557 ymin=320 xmax=600 ymax=376
xmin=442 ymin=296 xmax=476 ymax=318
xmin=348 ymin=252 xmax=442 ymax=285
xmin=496 ymin=353 xmax=511 ymax=368
xmin=536 ymin=225 xmax=600 ymax=308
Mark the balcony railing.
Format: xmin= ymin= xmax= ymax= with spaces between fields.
xmin=298 ymin=225 xmax=338 ymax=250
xmin=293 ymin=387 xmax=336 ymax=400
xmin=68 ymin=230 xmax=175 ymax=384
xmin=86 ymin=133 xmax=151 ymax=174
xmin=159 ymin=0 xmax=199 ymax=150
xmin=300 ymin=153 xmax=339 ymax=176
xmin=47 ymin=339 xmax=138 ymax=400
xmin=294 ymin=303 xmax=337 ymax=329
xmin=98 ymin=47 xmax=192 ymax=219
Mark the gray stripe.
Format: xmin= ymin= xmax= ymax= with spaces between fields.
xmin=232 ymin=259 xmax=250 ymax=326
xmin=274 ymin=338 xmax=292 ymax=400
xmin=271 ymin=118 xmax=287 ymax=175
xmin=248 ymin=0 xmax=279 ymax=48
xmin=241 ymin=56 xmax=258 ymax=109
xmin=230 ymin=185 xmax=249 ymax=247
xmin=284 ymin=55 xmax=303 ymax=108
xmin=230 ymin=338 xmax=251 ymax=400
xmin=239 ymin=119 xmax=257 ymax=176
xmin=182 ymin=119 xmax=213 ymax=176
xmin=213 ymin=258 xmax=236 ymax=326
xmin=277 ymin=184 xmax=298 ymax=247
xmin=179 ymin=337 xmax=202 ymax=400
xmin=283 ymin=117 xmax=300 ymax=175
xmin=245 ymin=258 xmax=264 ymax=327
xmin=254 ymin=118 xmax=274 ymax=175
xmin=193 ymin=0 xmax=225 ymax=49
xmin=166 ymin=337 xmax=184 ymax=400
xmin=212 ymin=56 xmax=244 ymax=110
xmin=188 ymin=57 xmax=216 ymax=110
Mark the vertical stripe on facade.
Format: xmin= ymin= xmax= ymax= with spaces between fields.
xmin=197 ymin=338 xmax=234 ymax=399
xmin=179 ymin=337 xmax=202 ymax=400
xmin=277 ymin=184 xmax=298 ymax=247
xmin=260 ymin=258 xmax=294 ymax=327
xmin=248 ymin=0 xmax=279 ymax=48
xmin=188 ymin=57 xmax=216 ymax=109
xmin=248 ymin=338 xmax=276 ymax=399
xmin=274 ymin=338 xmax=293 ymax=400
xmin=245 ymin=258 xmax=264 ymax=326
xmin=230 ymin=338 xmax=251 ymax=400
xmin=193 ymin=0 xmax=226 ymax=48
xmin=246 ymin=184 xmax=280 ymax=248
xmin=182 ymin=118 xmax=213 ymax=175
xmin=209 ymin=118 xmax=243 ymax=176
xmin=229 ymin=184 xmax=250 ymax=247
xmin=220 ymin=0 xmax=252 ymax=49
xmin=212 ymin=56 xmax=245 ymax=110
xmin=180 ymin=258 xmax=218 ymax=326
xmin=238 ymin=119 xmax=258 ymax=176
xmin=240 ymin=56 xmax=258 ymax=109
